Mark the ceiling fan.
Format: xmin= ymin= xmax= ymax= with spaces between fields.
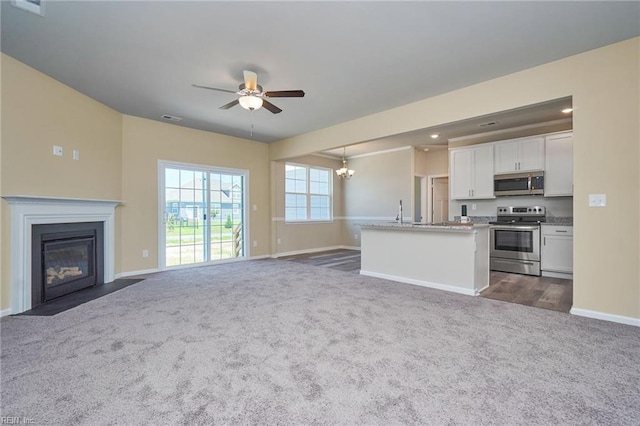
xmin=193 ymin=70 xmax=305 ymax=114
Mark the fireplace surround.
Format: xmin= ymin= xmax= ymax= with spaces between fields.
xmin=3 ymin=196 xmax=120 ymax=315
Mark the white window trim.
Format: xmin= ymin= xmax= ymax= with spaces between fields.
xmin=284 ymin=162 xmax=333 ymax=223
xmin=158 ymin=160 xmax=250 ymax=269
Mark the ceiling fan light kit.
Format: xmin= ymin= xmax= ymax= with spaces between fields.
xmin=239 ymin=95 xmax=263 ymax=111
xmin=193 ymin=70 xmax=305 ymax=114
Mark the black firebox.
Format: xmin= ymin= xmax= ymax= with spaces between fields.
xmin=31 ymin=222 xmax=104 ymax=307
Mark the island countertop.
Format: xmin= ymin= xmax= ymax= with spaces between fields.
xmin=358 ymin=222 xmax=490 ymax=233
xmin=359 ymin=222 xmax=490 ymax=296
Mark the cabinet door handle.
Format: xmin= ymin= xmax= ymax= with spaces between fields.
xmin=555 ymin=230 xmax=568 ymax=233
xmin=543 ymin=237 xmax=546 ymax=245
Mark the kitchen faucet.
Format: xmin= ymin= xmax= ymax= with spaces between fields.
xmin=396 ymin=200 xmax=403 ymax=224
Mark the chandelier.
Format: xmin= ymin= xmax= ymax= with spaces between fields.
xmin=335 ymin=147 xmax=355 ymax=180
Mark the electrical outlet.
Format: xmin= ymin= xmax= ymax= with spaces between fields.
xmin=471 ymin=204 xmax=477 ymax=211
xmin=355 ymin=234 xmax=359 ymax=240
xmin=588 ymin=194 xmax=606 ymax=207
xmin=73 ymin=150 xmax=80 ymax=160
xmin=253 ymin=204 xmax=257 ymax=211
xmin=142 ymin=249 xmax=149 ymax=258
xmin=53 ymin=145 xmax=63 ymax=156
xmin=277 ymin=238 xmax=281 ymax=245
xmin=253 ymin=240 xmax=257 ymax=247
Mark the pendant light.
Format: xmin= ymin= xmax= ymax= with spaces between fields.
xmin=335 ymin=147 xmax=355 ymax=180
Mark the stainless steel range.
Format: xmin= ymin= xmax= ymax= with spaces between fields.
xmin=489 ymin=206 xmax=546 ymax=276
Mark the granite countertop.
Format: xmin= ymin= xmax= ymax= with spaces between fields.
xmin=358 ymin=222 xmax=489 ymax=233
xmin=543 ymin=217 xmax=573 ymax=226
xmin=453 ymin=216 xmax=573 ymax=226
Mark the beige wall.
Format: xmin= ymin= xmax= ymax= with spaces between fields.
xmin=1 ymin=54 xmax=123 ymax=311
xmin=270 ymin=38 xmax=640 ymax=320
xmin=1 ymin=55 xmax=123 ymax=199
xmin=271 ymin=155 xmax=344 ymax=255
xmin=120 ymin=115 xmax=270 ymax=273
xmin=342 ymin=148 xmax=415 ymax=247
xmin=415 ymin=148 xmax=448 ymax=177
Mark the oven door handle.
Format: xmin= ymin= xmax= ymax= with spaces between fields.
xmin=527 ymin=176 xmax=532 ymax=192
xmin=491 ymin=225 xmax=540 ymax=231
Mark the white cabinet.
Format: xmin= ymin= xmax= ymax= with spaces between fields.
xmin=541 ymin=225 xmax=573 ymax=277
xmin=494 ymin=136 xmax=545 ymax=174
xmin=544 ymin=132 xmax=573 ymax=196
xmin=450 ymin=144 xmax=494 ymax=199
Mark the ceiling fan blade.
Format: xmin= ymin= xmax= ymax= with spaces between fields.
xmin=261 ymin=99 xmax=282 ymax=114
xmin=243 ymin=70 xmax=258 ymax=91
xmin=219 ymin=99 xmax=239 ymax=110
xmin=192 ymin=84 xmax=237 ymax=94
xmin=264 ymin=90 xmax=305 ymax=98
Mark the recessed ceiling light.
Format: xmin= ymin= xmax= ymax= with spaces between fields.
xmin=430 ymin=133 xmax=439 ymax=139
xmin=562 ymin=108 xmax=573 ymax=114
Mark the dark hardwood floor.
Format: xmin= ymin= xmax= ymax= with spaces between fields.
xmin=280 ymin=249 xmax=361 ymax=273
xmin=282 ymin=249 xmax=573 ymax=313
xmin=482 ymin=271 xmax=573 ymax=313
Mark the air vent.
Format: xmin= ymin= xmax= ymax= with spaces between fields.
xmin=161 ymin=114 xmax=182 ymax=122
xmin=11 ymin=0 xmax=45 ymax=16
xmin=479 ymin=121 xmax=498 ymax=127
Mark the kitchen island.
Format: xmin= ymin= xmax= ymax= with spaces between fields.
xmin=359 ymin=222 xmax=490 ymax=296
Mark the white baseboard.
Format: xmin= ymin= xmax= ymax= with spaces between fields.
xmin=116 ymin=268 xmax=160 ymax=279
xmin=1 ymin=308 xmax=12 ymax=318
xmin=359 ymin=270 xmax=477 ymax=297
xmin=250 ymin=254 xmax=272 ymax=260
xmin=476 ymin=283 xmax=490 ymax=295
xmin=542 ymin=270 xmax=573 ymax=280
xmin=570 ymin=307 xmax=640 ymax=327
xmin=272 ymin=245 xmax=359 ymax=258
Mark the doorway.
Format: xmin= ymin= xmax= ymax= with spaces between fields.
xmin=429 ymin=175 xmax=449 ymax=223
xmin=159 ymin=161 xmax=248 ymax=268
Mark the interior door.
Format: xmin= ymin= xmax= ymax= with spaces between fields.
xmin=432 ymin=177 xmax=449 ymax=223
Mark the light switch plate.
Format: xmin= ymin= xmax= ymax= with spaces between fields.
xmin=53 ymin=145 xmax=63 ymax=156
xmin=588 ymin=194 xmax=607 ymax=207
xmin=73 ymin=150 xmax=80 ymax=160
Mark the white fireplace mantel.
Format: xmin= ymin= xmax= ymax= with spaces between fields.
xmin=2 ymin=195 xmax=121 ymax=315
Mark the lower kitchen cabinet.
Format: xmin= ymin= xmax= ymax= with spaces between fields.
xmin=541 ymin=225 xmax=573 ymax=278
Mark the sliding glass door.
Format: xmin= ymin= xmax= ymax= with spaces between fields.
xmin=160 ymin=161 xmax=247 ymax=268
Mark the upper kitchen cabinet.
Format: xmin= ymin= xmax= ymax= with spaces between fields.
xmin=544 ymin=131 xmax=573 ymax=196
xmin=450 ymin=144 xmax=494 ymax=199
xmin=494 ymin=136 xmax=545 ymax=174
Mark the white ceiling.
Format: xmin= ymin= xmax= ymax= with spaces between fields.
xmin=2 ymin=1 xmax=638 ymax=144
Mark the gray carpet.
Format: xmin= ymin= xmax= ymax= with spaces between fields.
xmin=1 ymin=259 xmax=638 ymax=425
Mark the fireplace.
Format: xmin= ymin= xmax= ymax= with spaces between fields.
xmin=3 ymin=196 xmax=119 ymax=315
xmin=31 ymin=222 xmax=104 ymax=306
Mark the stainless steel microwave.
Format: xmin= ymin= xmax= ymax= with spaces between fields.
xmin=494 ymin=171 xmax=544 ymax=196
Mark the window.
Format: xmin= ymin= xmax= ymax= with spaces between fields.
xmin=285 ymin=163 xmax=332 ymax=221
xmin=159 ymin=161 xmax=248 ymax=268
